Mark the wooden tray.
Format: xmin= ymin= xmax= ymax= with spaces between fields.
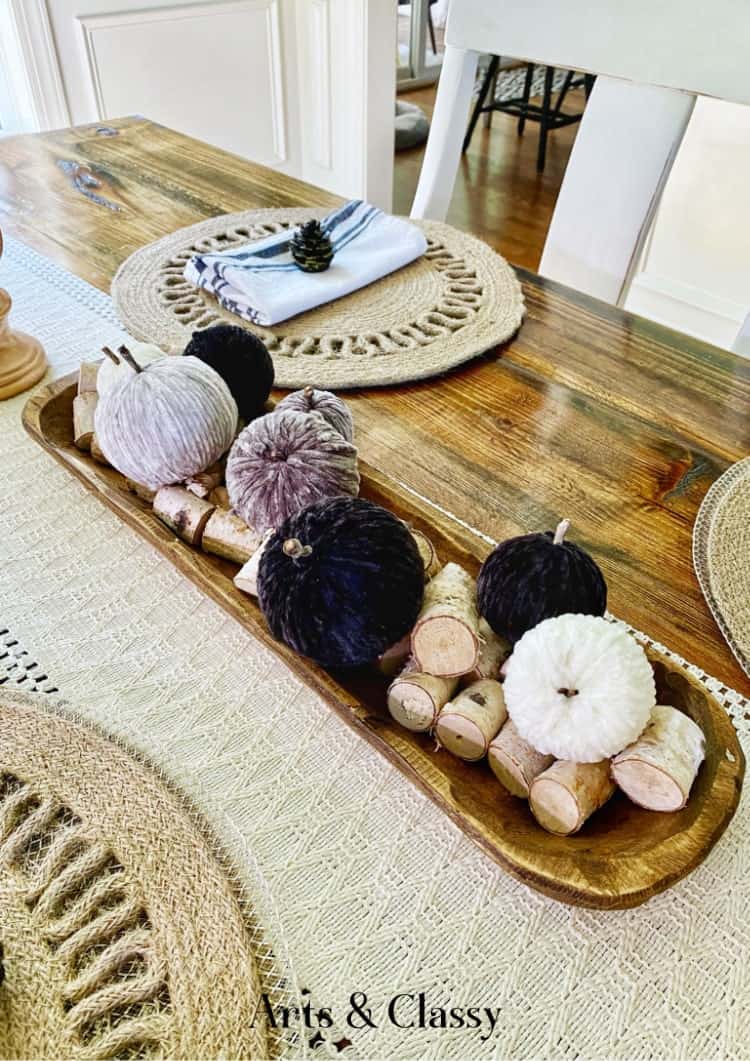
xmin=23 ymin=373 xmax=745 ymax=909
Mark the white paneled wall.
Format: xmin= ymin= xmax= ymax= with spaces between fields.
xmin=11 ymin=0 xmax=395 ymax=206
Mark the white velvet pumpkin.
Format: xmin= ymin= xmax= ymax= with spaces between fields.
xmin=97 ymin=342 xmax=166 ymax=396
xmin=503 ymin=614 xmax=655 ymax=762
xmin=95 ymin=354 xmax=238 ymax=489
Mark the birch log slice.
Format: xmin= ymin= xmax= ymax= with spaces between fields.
xmin=202 ymin=508 xmax=261 ymax=564
xmin=462 ymin=619 xmax=510 ymax=685
xmin=153 ymin=486 xmax=215 ymax=546
xmin=436 ymin=679 xmax=507 ymax=761
xmin=409 ymin=528 xmax=441 ymax=580
xmin=376 ymin=633 xmax=412 ymax=679
xmin=530 ymin=760 xmax=616 ymax=836
xmin=77 ymin=361 xmax=99 ymax=394
xmin=387 ymin=668 xmax=459 ymax=732
xmin=489 ymin=720 xmax=554 ymax=797
xmin=234 ymin=530 xmax=274 ymax=597
xmin=411 ymin=562 xmax=480 ymax=676
xmin=73 ymin=392 xmax=97 ymax=451
xmin=612 ymin=705 xmax=706 ymax=811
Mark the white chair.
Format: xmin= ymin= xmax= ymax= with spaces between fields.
xmin=411 ymin=0 xmax=750 ymax=317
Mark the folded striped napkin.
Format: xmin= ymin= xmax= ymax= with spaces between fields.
xmin=183 ymin=200 xmax=428 ymax=326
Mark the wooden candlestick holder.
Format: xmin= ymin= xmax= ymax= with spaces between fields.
xmin=0 ymin=287 xmax=48 ymax=400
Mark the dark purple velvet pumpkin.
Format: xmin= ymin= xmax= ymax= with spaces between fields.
xmin=257 ymin=497 xmax=425 ymax=668
xmin=477 ymin=519 xmax=607 ymax=645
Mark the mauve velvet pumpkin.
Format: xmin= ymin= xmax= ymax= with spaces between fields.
xmin=257 ymin=497 xmax=425 ymax=668
xmin=274 ymin=386 xmax=354 ymax=442
xmin=226 ymin=410 xmax=359 ymax=534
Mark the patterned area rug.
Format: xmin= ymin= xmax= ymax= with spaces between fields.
xmin=2 ymin=236 xmax=750 ymax=1058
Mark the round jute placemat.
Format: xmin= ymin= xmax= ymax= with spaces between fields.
xmin=0 ymin=689 xmax=298 ymax=1061
xmin=693 ymin=457 xmax=750 ymax=678
xmin=112 ymin=208 xmax=525 ymax=390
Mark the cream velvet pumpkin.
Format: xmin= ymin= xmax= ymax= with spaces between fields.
xmin=95 ymin=354 xmax=238 ymax=489
xmin=97 ymin=342 xmax=166 ymax=397
xmin=503 ymin=614 xmax=655 ymax=762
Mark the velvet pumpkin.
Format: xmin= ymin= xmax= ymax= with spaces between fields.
xmin=226 ymin=410 xmax=359 ymax=534
xmin=183 ymin=324 xmax=274 ymax=420
xmin=477 ymin=519 xmax=607 ymax=645
xmin=94 ymin=350 xmax=238 ymax=490
xmin=274 ymin=386 xmax=354 ymax=442
xmin=257 ymin=497 xmax=425 ymax=668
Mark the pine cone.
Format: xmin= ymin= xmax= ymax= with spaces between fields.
xmin=290 ymin=220 xmax=334 ymax=273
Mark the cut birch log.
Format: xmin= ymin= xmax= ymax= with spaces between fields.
xmin=185 ymin=460 xmax=225 ymax=499
xmin=90 ymin=433 xmax=109 ymax=464
xmin=125 ymin=478 xmax=157 ymax=503
xmin=462 ymin=619 xmax=510 ymax=685
xmin=78 ymin=361 xmax=99 ymax=394
xmin=375 ymin=633 xmax=412 ymax=679
xmin=611 ymin=704 xmax=705 ymax=811
xmin=411 ymin=562 xmax=480 ymax=677
xmin=488 ymin=720 xmax=554 ymax=797
xmin=73 ymin=392 xmax=98 ymax=451
xmin=530 ymin=760 xmax=615 ymax=836
xmin=387 ymin=667 xmax=459 ymax=732
xmin=153 ymin=486 xmax=215 ymax=546
xmin=436 ymin=679 xmax=507 ymax=760
xmin=234 ymin=529 xmax=274 ymax=596
xmin=409 ymin=527 xmax=441 ymax=579
xmin=202 ymin=508 xmax=261 ymax=564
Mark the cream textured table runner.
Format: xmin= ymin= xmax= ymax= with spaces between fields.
xmin=2 ymin=237 xmax=750 ymax=1060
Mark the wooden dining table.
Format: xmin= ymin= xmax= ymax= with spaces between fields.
xmin=1 ymin=115 xmax=749 ymax=694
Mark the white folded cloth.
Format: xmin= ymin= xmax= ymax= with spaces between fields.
xmin=183 ymin=200 xmax=428 ymax=326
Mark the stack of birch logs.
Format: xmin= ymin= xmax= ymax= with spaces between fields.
xmin=382 ymin=554 xmax=706 ymax=837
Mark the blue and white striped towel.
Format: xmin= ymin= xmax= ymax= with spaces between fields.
xmin=183 ymin=201 xmax=428 ymax=326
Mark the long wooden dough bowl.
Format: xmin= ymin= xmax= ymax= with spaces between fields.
xmin=23 ymin=373 xmax=745 ymax=909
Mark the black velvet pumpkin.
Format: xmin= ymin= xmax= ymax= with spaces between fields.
xmin=183 ymin=324 xmax=274 ymax=420
xmin=477 ymin=519 xmax=607 ymax=645
xmin=257 ymin=497 xmax=425 ymax=669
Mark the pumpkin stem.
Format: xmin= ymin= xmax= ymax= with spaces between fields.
xmin=557 ymin=687 xmax=579 ymax=698
xmin=303 ymin=385 xmax=315 ymax=400
xmin=118 ymin=344 xmax=143 ymax=374
xmin=101 ymin=345 xmax=120 ymax=365
xmin=282 ymin=538 xmax=313 ymax=559
xmin=553 ymin=519 xmax=570 ymax=545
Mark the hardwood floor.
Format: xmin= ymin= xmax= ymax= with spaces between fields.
xmin=393 ymin=85 xmax=585 ymax=271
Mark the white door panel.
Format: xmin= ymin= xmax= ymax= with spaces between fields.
xmin=76 ymin=2 xmax=288 ymax=165
xmin=35 ymin=0 xmax=394 ymax=202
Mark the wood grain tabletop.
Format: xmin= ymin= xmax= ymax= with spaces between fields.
xmin=1 ymin=116 xmax=748 ymax=693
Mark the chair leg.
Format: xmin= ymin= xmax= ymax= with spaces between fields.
xmin=518 ymin=63 xmax=534 ymax=135
xmin=484 ymin=60 xmax=500 ymax=128
xmin=552 ymin=69 xmax=575 ymax=121
xmin=462 ymin=54 xmax=499 ymax=154
xmin=427 ymin=6 xmax=437 ymax=55
xmin=584 ymin=73 xmax=596 ymax=100
xmin=412 ymin=46 xmax=480 ymax=220
xmin=537 ymin=65 xmax=555 ymax=173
